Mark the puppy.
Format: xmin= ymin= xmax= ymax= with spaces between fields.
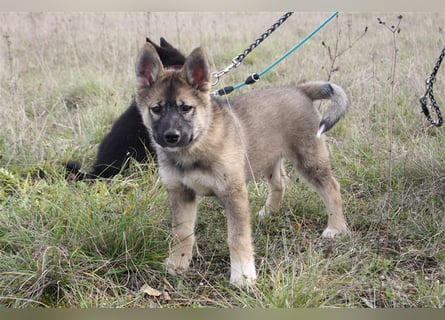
xmin=135 ymin=43 xmax=349 ymax=286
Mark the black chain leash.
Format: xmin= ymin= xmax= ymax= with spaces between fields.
xmin=419 ymin=45 xmax=444 ymax=127
xmin=234 ymin=12 xmax=293 ymax=65
xmin=212 ymin=12 xmax=293 ymax=84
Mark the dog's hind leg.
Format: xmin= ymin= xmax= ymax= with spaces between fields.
xmin=314 ymin=174 xmax=348 ymax=238
xmin=165 ymin=186 xmax=198 ymax=275
xmin=257 ymin=159 xmax=288 ymax=217
xmin=291 ymin=139 xmax=348 ymax=238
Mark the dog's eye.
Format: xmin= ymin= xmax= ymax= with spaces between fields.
xmin=179 ymin=104 xmax=193 ymax=114
xmin=150 ymin=105 xmax=162 ymax=115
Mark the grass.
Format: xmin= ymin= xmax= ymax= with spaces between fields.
xmin=1 ymin=12 xmax=445 ymax=307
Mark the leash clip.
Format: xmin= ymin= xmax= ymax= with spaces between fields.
xmin=211 ymin=71 xmax=224 ymax=86
xmin=212 ymin=60 xmax=241 ymax=86
xmin=231 ymin=57 xmax=241 ymax=68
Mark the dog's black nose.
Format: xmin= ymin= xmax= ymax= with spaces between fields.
xmin=164 ymin=130 xmax=181 ymax=145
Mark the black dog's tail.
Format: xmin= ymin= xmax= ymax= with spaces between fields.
xmin=65 ymin=160 xmax=97 ymax=181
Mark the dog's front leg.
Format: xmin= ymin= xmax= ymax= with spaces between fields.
xmin=165 ymin=185 xmax=198 ymax=275
xmin=219 ymin=183 xmax=256 ymax=287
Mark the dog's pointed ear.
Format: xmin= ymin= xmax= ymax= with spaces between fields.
xmin=135 ymin=43 xmax=164 ymax=89
xmin=146 ymin=37 xmax=161 ymax=50
xmin=146 ymin=37 xmax=155 ymax=45
xmin=159 ymin=37 xmax=175 ymax=50
xmin=183 ymin=47 xmax=210 ymax=91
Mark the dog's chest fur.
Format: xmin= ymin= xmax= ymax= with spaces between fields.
xmin=156 ymin=103 xmax=245 ymax=196
xmin=158 ymin=153 xmax=229 ymax=196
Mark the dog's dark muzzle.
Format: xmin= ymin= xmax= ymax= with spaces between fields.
xmin=164 ymin=130 xmax=181 ymax=145
xmin=156 ymin=129 xmax=193 ymax=148
xmin=150 ymin=104 xmax=195 ymax=149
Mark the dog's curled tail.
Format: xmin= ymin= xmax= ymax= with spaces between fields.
xmin=298 ymin=81 xmax=349 ymax=138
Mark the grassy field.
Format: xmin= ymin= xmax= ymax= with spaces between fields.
xmin=0 ymin=12 xmax=444 ymax=308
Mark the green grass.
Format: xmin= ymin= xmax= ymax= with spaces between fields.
xmin=1 ymin=12 xmax=445 ymax=307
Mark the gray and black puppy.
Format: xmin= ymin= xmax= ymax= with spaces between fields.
xmin=136 ymin=43 xmax=349 ymax=286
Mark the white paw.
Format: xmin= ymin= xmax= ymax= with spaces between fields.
xmin=230 ymin=259 xmax=257 ymax=287
xmin=322 ymin=225 xmax=348 ymax=238
xmin=322 ymin=227 xmax=340 ymax=238
xmin=165 ymin=252 xmax=192 ymax=275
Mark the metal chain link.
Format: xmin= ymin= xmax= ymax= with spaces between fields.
xmin=420 ymin=45 xmax=445 ymax=127
xmin=212 ymin=12 xmax=293 ymax=85
xmin=233 ymin=12 xmax=293 ymax=65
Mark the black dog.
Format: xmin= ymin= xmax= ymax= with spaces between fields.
xmin=66 ymin=37 xmax=186 ymax=180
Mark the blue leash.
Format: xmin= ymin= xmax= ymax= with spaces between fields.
xmin=211 ymin=11 xmax=339 ymax=96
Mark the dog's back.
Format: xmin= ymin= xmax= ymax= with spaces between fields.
xmin=224 ymin=82 xmax=349 ymax=177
